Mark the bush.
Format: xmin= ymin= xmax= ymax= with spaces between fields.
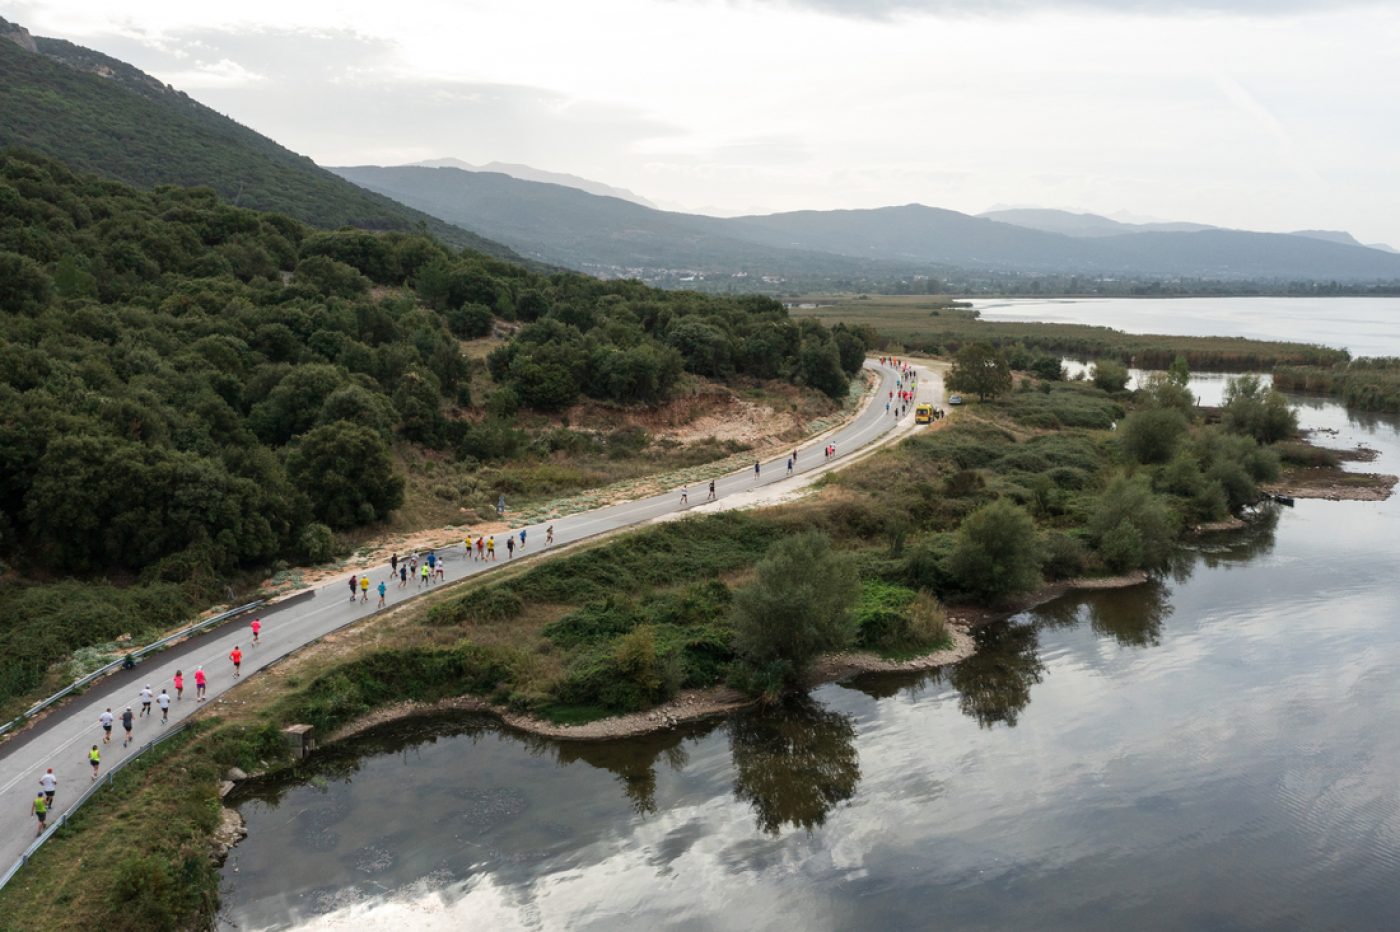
xmin=297 ymin=522 xmax=339 ymax=563
xmin=112 ymin=853 xmax=207 ymax=929
xmin=732 ymin=532 xmax=860 ymax=690
xmin=947 ymin=499 xmax=1041 ymax=601
xmin=1092 ymin=358 xmax=1130 ymax=392
xmin=1088 ymin=474 xmax=1179 ymax=571
xmin=551 ymin=626 xmax=682 ymax=713
xmin=855 ymin=583 xmax=949 ymax=653
xmin=1041 ymin=531 xmax=1089 ymax=579
xmin=424 ymin=586 xmax=523 ymax=627
xmin=1120 ymin=406 xmax=1189 ymax=465
xmin=1223 ymin=375 xmax=1298 ymax=443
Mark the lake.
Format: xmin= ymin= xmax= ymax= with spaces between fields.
xmin=973 ymin=296 xmax=1400 ymax=359
xmin=218 ymin=382 xmax=1400 ymax=930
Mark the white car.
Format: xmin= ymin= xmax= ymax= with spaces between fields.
xmin=947 ymin=394 xmax=963 ymax=405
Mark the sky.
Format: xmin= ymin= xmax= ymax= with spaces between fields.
xmin=7 ymin=0 xmax=1400 ymax=243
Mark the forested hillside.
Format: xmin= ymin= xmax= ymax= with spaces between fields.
xmin=0 ymin=150 xmax=868 ymax=704
xmin=0 ymin=18 xmax=513 ymax=257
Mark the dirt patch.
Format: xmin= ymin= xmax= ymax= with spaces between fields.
xmin=1265 ymin=473 xmax=1397 ymax=502
xmin=1192 ymin=516 xmax=1247 ymax=533
xmin=813 ymin=624 xmax=977 ymax=678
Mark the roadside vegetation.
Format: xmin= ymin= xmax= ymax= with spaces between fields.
xmin=0 ymin=150 xmax=873 ymax=716
xmin=792 ymin=295 xmax=1349 ymax=370
xmin=0 ymin=341 xmax=1328 ymax=931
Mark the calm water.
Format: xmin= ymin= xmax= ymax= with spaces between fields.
xmin=219 ymin=388 xmax=1400 ymax=931
xmin=974 ymin=297 xmax=1400 ymax=359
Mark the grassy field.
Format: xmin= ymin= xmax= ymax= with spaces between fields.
xmin=792 ymin=295 xmax=1348 ymax=370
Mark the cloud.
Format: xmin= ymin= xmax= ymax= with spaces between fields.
xmin=745 ymin=0 xmax=1388 ymax=20
xmin=155 ymin=57 xmax=265 ymax=88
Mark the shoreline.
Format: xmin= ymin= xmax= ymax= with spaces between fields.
xmin=319 ymin=573 xmax=1142 ymax=750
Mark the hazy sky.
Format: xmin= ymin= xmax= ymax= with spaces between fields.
xmin=9 ymin=0 xmax=1400 ymax=243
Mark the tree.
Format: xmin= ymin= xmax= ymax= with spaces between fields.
xmin=285 ymin=421 xmax=404 ymax=529
xmin=732 ymin=532 xmax=860 ymax=691
xmin=1138 ymin=371 xmax=1195 ymax=413
xmin=1088 ymin=474 xmax=1178 ymax=571
xmin=0 ymin=251 xmax=53 ymax=314
xmin=1168 ymin=354 xmax=1191 ymax=386
xmin=1223 ymin=374 xmax=1297 ymax=443
xmin=1120 ymin=406 xmax=1189 ymax=464
xmin=947 ymin=499 xmax=1041 ymax=601
xmin=799 ymin=337 xmax=849 ymax=400
xmin=948 ymin=343 xmax=1012 ymax=401
xmin=1092 ymin=358 xmax=1130 ymax=392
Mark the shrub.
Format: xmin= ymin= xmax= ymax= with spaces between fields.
xmin=1087 ymin=474 xmax=1179 ymax=571
xmin=424 ymin=586 xmax=523 ymax=627
xmin=1223 ymin=374 xmax=1298 ymax=443
xmin=1041 ymin=531 xmax=1089 ymax=579
xmin=295 ymin=523 xmax=338 ymax=564
xmin=1120 ymin=406 xmax=1189 ymax=465
xmin=732 ymin=532 xmax=860 ymax=690
xmin=1092 ymin=358 xmax=1130 ymax=392
xmin=551 ymin=626 xmax=682 ymax=713
xmin=947 ymin=499 xmax=1041 ymax=601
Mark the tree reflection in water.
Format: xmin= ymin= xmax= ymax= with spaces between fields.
xmin=946 ymin=622 xmax=1046 ymax=728
xmin=727 ymin=696 xmax=861 ymax=835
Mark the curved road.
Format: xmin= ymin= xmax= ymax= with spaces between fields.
xmin=0 ymin=360 xmax=941 ymax=876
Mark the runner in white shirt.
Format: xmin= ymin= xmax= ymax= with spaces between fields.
xmin=139 ymin=685 xmax=153 ymax=717
xmin=39 ymin=769 xmax=57 ymax=809
xmin=157 ymin=688 xmax=172 ymax=724
xmin=98 ymin=708 xmax=114 ymax=744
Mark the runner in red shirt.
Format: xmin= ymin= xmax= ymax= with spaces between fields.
xmin=195 ymin=666 xmax=207 ymax=701
xmin=230 ymin=646 xmax=243 ymax=678
xmin=250 ymin=618 xmax=261 ymax=645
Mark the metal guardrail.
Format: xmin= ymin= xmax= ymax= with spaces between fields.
xmin=0 ymin=600 xmax=264 ymax=740
xmin=0 ymin=720 xmax=191 ymax=891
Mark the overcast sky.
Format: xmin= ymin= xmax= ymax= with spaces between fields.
xmin=9 ymin=0 xmax=1400 ymax=243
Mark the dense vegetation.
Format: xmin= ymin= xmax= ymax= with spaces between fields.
xmin=1274 ymin=358 xmax=1400 ymax=414
xmin=0 ymin=24 xmax=510 ymax=256
xmin=0 ymin=150 xmax=866 ymax=708
xmin=0 ymin=360 xmax=1313 ymax=931
xmin=793 ymin=296 xmax=1349 ymax=370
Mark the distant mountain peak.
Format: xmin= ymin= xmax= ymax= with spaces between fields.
xmin=408 ymin=157 xmax=657 ymax=208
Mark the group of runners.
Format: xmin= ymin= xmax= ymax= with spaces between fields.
xmin=30 ymin=619 xmax=263 ymax=836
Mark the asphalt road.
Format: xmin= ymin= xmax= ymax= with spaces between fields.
xmin=0 ymin=359 xmax=941 ymax=875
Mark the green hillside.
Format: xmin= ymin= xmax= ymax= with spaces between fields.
xmin=0 ymin=19 xmax=515 ymax=258
xmin=0 ymin=150 xmax=868 ymax=706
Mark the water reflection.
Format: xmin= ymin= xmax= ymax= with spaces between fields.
xmin=945 ymin=623 xmax=1045 ymax=728
xmin=728 ymin=697 xmax=860 ymax=834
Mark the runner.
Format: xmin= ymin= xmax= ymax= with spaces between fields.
xmin=680 ymin=486 xmax=689 ymax=506
xmin=436 ymin=556 xmax=446 ymax=580
xmin=390 ymin=552 xmax=399 ymax=575
xmin=786 ymin=457 xmax=793 ymax=476
xmin=173 ymin=669 xmax=184 ymax=701
xmin=89 ymin=746 xmax=100 ymax=781
xmin=230 ymin=645 xmax=242 ymax=678
xmin=519 ymin=529 xmax=527 ymax=551
xmin=195 ymin=666 xmax=207 ymax=701
xmin=476 ymin=536 xmax=485 ymax=560
xmin=546 ymin=525 xmax=554 ymax=546
xmin=120 ymin=707 xmax=134 ymax=747
xmin=360 ymin=575 xmax=370 ymax=603
xmin=157 ymin=688 xmax=171 ymax=723
xmin=754 ymin=460 xmax=761 ymax=479
xmin=348 ymin=575 xmax=358 ymax=602
xmin=33 ymin=792 xmax=47 ymax=836
xmin=420 ymin=562 xmax=430 ymax=587
xmin=487 ymin=536 xmax=496 ymax=560
xmin=39 ymin=768 xmax=57 ymax=811
xmin=399 ymin=565 xmax=408 ymax=589
xmin=426 ymin=551 xmax=437 ymax=575
xmin=99 ymin=708 xmax=113 ymax=744
xmin=251 ymin=617 xmax=261 ymax=645
xmin=506 ymin=536 xmax=515 ymax=558
xmin=139 ymin=684 xmax=152 ymax=717
xmin=707 ymin=480 xmax=716 ymax=502
xmin=410 ymin=554 xmax=418 ymax=577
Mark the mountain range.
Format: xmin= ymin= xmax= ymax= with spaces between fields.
xmin=333 ymin=164 xmax=1400 ymax=283
xmin=0 ymin=17 xmax=516 ymax=259
xmin=4 ymin=14 xmax=1398 ymax=288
